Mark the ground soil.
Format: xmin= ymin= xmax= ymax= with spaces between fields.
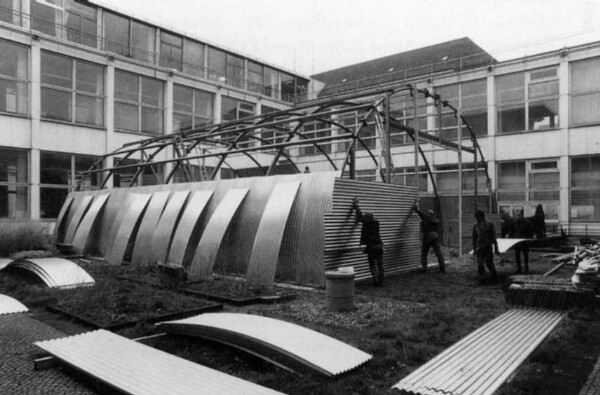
xmin=2 ymin=249 xmax=600 ymax=394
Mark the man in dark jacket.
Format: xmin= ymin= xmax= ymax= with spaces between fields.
xmin=353 ymin=198 xmax=384 ymax=286
xmin=509 ymin=210 xmax=534 ymax=273
xmin=413 ymin=201 xmax=446 ymax=273
xmin=473 ymin=210 xmax=499 ymax=283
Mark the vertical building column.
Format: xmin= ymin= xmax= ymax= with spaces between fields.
xmin=214 ymin=91 xmax=222 ymax=124
xmin=558 ymin=56 xmax=570 ymax=223
xmin=486 ymin=73 xmax=497 ymax=192
xmin=29 ymin=38 xmax=41 ymax=220
xmin=164 ymin=76 xmax=174 ymax=183
xmin=104 ymin=61 xmax=115 ymax=188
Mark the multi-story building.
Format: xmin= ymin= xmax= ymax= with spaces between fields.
xmin=0 ymin=0 xmax=310 ymax=224
xmin=2 ymin=1 xmax=600 ymax=237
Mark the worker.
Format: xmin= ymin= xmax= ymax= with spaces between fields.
xmin=509 ymin=210 xmax=534 ymax=274
xmin=352 ymin=197 xmax=384 ymax=286
xmin=412 ymin=201 xmax=445 ymax=273
xmin=472 ymin=209 xmax=499 ymax=284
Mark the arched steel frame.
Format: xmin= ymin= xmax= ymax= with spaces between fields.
xmin=79 ymin=84 xmax=490 ymax=199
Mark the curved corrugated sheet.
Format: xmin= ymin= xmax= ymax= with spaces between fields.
xmin=0 ymin=294 xmax=28 ymax=315
xmin=246 ymin=182 xmax=301 ymax=288
xmin=71 ymin=194 xmax=110 ymax=254
xmin=53 ymin=196 xmax=74 ymax=243
xmin=392 ymin=308 xmax=564 ymax=395
xmin=188 ymin=188 xmax=249 ymax=281
xmin=35 ymin=329 xmax=285 ymax=395
xmin=167 ymin=190 xmax=214 ymax=268
xmin=158 ymin=312 xmax=372 ymax=377
xmin=149 ymin=191 xmax=190 ymax=265
xmin=8 ymin=258 xmax=94 ymax=289
xmin=106 ymin=193 xmax=152 ymax=265
xmin=131 ymin=191 xmax=171 ymax=265
xmin=325 ymin=179 xmax=420 ymax=282
xmin=0 ymin=258 xmax=12 ymax=271
xmin=63 ymin=195 xmax=93 ymax=244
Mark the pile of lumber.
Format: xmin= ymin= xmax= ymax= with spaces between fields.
xmin=551 ymin=244 xmax=600 ymax=265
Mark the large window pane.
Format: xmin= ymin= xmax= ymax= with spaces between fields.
xmin=226 ymin=53 xmax=244 ymax=88
xmin=173 ymin=113 xmax=192 ymax=133
xmin=40 ymin=187 xmax=69 ymax=218
xmin=498 ymin=161 xmax=526 ymax=190
xmin=498 ymin=104 xmax=525 ymax=134
xmin=572 ymin=156 xmax=600 ymax=187
xmin=248 ymin=61 xmax=263 ymax=94
xmin=41 ymin=152 xmax=70 ymax=184
xmin=75 ymin=60 xmax=103 ymax=94
xmin=0 ymin=148 xmax=28 ymax=219
xmin=115 ymin=70 xmax=138 ymax=101
xmin=497 ymin=73 xmax=524 ymax=104
xmin=141 ymin=107 xmax=162 ymax=135
xmin=194 ymin=90 xmax=213 ymax=121
xmin=173 ymin=84 xmax=192 ymax=113
xmin=65 ymin=0 xmax=97 ymax=47
xmin=571 ymin=58 xmax=600 ymax=94
xmin=75 ymin=155 xmax=101 ymax=188
xmin=41 ymin=52 xmax=72 ymax=88
xmin=183 ymin=39 xmax=204 ymax=77
xmin=131 ymin=21 xmax=155 ymax=63
xmin=528 ymin=99 xmax=558 ymax=130
xmin=75 ymin=94 xmax=103 ymax=126
xmin=263 ymin=67 xmax=278 ymax=98
xmin=41 ymin=88 xmax=72 ymax=121
xmin=115 ymin=102 xmax=138 ymax=131
xmin=0 ymin=0 xmax=21 ymax=26
xmin=160 ymin=31 xmax=182 ymax=71
xmin=207 ymin=47 xmax=226 ymax=80
xmin=281 ymin=72 xmax=294 ymax=102
xmin=32 ymin=0 xmax=63 ymax=37
xmin=141 ymin=77 xmax=163 ymax=107
xmin=572 ymin=93 xmax=600 ymax=126
xmin=104 ymin=12 xmax=130 ymax=56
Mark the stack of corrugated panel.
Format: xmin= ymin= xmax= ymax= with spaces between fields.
xmin=7 ymin=258 xmax=94 ymax=289
xmin=392 ymin=308 xmax=564 ymax=395
xmin=324 ymin=178 xmax=420 ymax=282
xmin=0 ymin=294 xmax=28 ymax=315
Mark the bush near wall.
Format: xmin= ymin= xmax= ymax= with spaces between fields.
xmin=0 ymin=222 xmax=56 ymax=257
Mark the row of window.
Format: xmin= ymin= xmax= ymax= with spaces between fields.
xmin=0 ymin=0 xmax=308 ymax=101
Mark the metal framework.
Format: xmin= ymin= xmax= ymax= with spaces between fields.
xmin=79 ymin=84 xmax=491 ymax=215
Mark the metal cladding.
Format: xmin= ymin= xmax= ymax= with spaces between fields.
xmin=71 ymin=194 xmax=110 ymax=253
xmin=4 ymin=258 xmax=94 ymax=289
xmin=131 ymin=191 xmax=171 ymax=264
xmin=158 ymin=312 xmax=372 ymax=376
xmin=35 ymin=329 xmax=286 ymax=395
xmin=324 ymin=178 xmax=420 ymax=282
xmin=53 ymin=196 xmax=74 ymax=242
xmin=392 ymin=308 xmax=565 ymax=395
xmin=149 ymin=190 xmax=191 ymax=265
xmin=187 ymin=188 xmax=249 ymax=281
xmin=167 ymin=190 xmax=214 ymax=268
xmin=246 ymin=182 xmax=301 ymax=288
xmin=59 ymin=172 xmax=420 ymax=286
xmin=0 ymin=258 xmax=11 ymax=271
xmin=106 ymin=193 xmax=152 ymax=265
xmin=62 ymin=195 xmax=93 ymax=244
xmin=0 ymin=294 xmax=28 ymax=315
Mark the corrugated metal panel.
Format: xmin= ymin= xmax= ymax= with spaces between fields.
xmin=0 ymin=258 xmax=12 ymax=271
xmin=324 ymin=179 xmax=420 ymax=282
xmin=167 ymin=190 xmax=214 ymax=268
xmin=0 ymin=294 xmax=28 ymax=315
xmin=246 ymin=182 xmax=301 ymax=288
xmin=131 ymin=191 xmax=171 ymax=265
xmin=149 ymin=190 xmax=191 ymax=265
xmin=188 ymin=188 xmax=249 ymax=281
xmin=106 ymin=194 xmax=152 ymax=265
xmin=158 ymin=312 xmax=372 ymax=377
xmin=71 ymin=194 xmax=110 ymax=254
xmin=392 ymin=308 xmax=564 ymax=395
xmin=9 ymin=258 xmax=94 ymax=289
xmin=54 ymin=196 xmax=74 ymax=243
xmin=35 ymin=329 xmax=285 ymax=395
xmin=63 ymin=195 xmax=93 ymax=244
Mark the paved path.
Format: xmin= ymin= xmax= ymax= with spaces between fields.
xmin=0 ymin=313 xmax=95 ymax=394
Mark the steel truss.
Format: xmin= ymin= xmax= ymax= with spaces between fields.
xmin=80 ymin=85 xmax=490 ymax=200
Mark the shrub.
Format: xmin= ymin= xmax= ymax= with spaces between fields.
xmin=0 ymin=222 xmax=56 ymax=257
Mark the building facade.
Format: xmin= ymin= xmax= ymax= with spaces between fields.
xmin=1 ymin=1 xmax=600 ymax=236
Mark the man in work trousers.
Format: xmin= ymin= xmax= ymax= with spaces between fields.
xmin=508 ymin=209 xmax=535 ymax=274
xmin=352 ymin=198 xmax=384 ymax=286
xmin=412 ymin=201 xmax=446 ymax=273
xmin=472 ymin=209 xmax=500 ymax=284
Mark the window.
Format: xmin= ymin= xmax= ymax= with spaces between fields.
xmin=114 ymin=70 xmax=163 ymax=134
xmin=435 ymin=163 xmax=487 ymax=194
xmin=112 ymin=157 xmax=164 ymax=188
xmin=0 ymin=148 xmax=28 ymax=219
xmin=571 ymin=58 xmax=600 ymax=126
xmin=173 ymin=84 xmax=214 ymax=133
xmin=131 ymin=21 xmax=155 ymax=63
xmin=65 ymin=0 xmax=97 ymax=47
xmin=160 ymin=31 xmax=183 ymax=71
xmin=31 ymin=0 xmax=64 ymax=37
xmin=104 ymin=12 xmax=130 ymax=57
xmin=295 ymin=77 xmax=309 ymax=101
xmin=40 ymin=152 xmax=101 ymax=218
xmin=248 ymin=61 xmax=264 ymax=94
xmin=301 ymin=119 xmax=331 ymax=155
xmin=0 ymin=0 xmax=22 ymax=26
xmin=226 ymin=53 xmax=244 ymax=89
xmin=498 ymin=160 xmax=559 ymax=220
xmin=263 ymin=66 xmax=278 ymax=98
xmin=571 ymin=155 xmax=600 ymax=221
xmin=207 ymin=47 xmax=226 ymax=81
xmin=391 ymin=167 xmax=428 ymax=191
xmin=280 ymin=72 xmax=295 ymax=102
xmin=183 ymin=39 xmax=205 ymax=77
xmin=0 ymin=39 xmax=28 ymax=115
xmin=260 ymin=105 xmax=286 ymax=146
xmin=497 ymin=69 xmax=559 ymax=134
xmin=221 ymin=96 xmax=255 ymax=146
xmin=389 ymin=90 xmax=428 ymax=146
xmin=41 ymin=51 xmax=104 ymax=126
xmin=435 ymin=80 xmax=488 ymax=139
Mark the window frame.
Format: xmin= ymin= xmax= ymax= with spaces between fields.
xmin=114 ymin=70 xmax=164 ymax=135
